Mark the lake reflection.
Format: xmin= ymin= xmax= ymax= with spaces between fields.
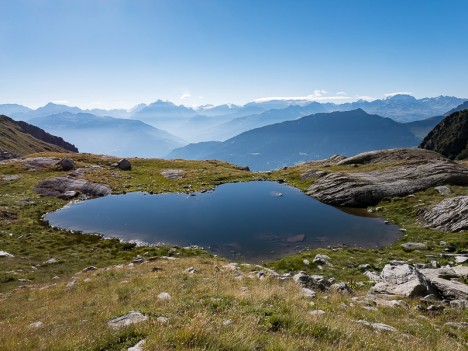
xmin=45 ymin=181 xmax=400 ymax=262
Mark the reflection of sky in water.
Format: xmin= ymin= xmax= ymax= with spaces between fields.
xmin=45 ymin=182 xmax=400 ymax=263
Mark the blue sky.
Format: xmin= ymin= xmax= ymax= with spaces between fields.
xmin=1 ymin=0 xmax=467 ymax=109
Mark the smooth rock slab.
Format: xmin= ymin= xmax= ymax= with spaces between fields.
xmin=307 ymin=157 xmax=468 ymax=207
xmin=108 ymin=312 xmax=148 ymax=329
xmin=420 ymin=268 xmax=468 ymax=300
xmin=309 ymin=310 xmax=326 ymax=316
xmin=421 ymin=196 xmax=468 ymax=232
xmin=401 ymin=242 xmax=427 ymax=250
xmin=35 ymin=176 xmax=111 ymax=199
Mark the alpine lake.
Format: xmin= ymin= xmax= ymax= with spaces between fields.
xmin=44 ymin=181 xmax=400 ymax=262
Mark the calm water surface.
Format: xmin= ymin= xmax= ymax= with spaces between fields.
xmin=45 ymin=181 xmax=400 ymax=262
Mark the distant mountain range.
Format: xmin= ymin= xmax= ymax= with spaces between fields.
xmin=28 ymin=112 xmax=184 ymax=158
xmin=168 ymin=109 xmax=424 ymax=171
xmin=0 ymin=115 xmax=77 ymax=158
xmin=1 ymin=94 xmax=465 ymax=143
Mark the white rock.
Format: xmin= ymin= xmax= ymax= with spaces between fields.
xmin=157 ymin=316 xmax=169 ymax=324
xmin=223 ymin=319 xmax=233 ymax=326
xmin=29 ymin=321 xmax=44 ymax=328
xmin=128 ymin=339 xmax=146 ymax=351
xmin=44 ymin=258 xmax=59 ymax=265
xmin=302 ymin=288 xmax=316 ymax=298
xmin=309 ymin=310 xmax=325 ymax=316
xmin=455 ymin=256 xmax=468 ymax=264
xmin=303 ymin=259 xmax=310 ymax=265
xmin=108 ymin=312 xmax=148 ymax=329
xmin=0 ymin=251 xmax=14 ymax=258
xmin=355 ymin=320 xmax=397 ymax=332
xmin=157 ymin=292 xmax=172 ymax=301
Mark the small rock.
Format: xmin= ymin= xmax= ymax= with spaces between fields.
xmin=435 ymin=186 xmax=451 ymax=195
xmin=108 ymin=311 xmax=147 ymax=329
xmin=302 ymin=288 xmax=316 ymax=298
xmin=455 ymin=256 xmax=468 ymax=264
xmin=427 ymin=304 xmax=445 ymax=312
xmin=44 ymin=258 xmax=59 ymax=265
xmin=132 ymin=255 xmax=145 ymax=264
xmin=185 ymin=266 xmax=196 ymax=274
xmin=0 ymin=251 xmax=14 ymax=258
xmin=61 ymin=190 xmax=77 ymax=199
xmin=309 ymin=310 xmax=325 ymax=316
xmin=401 ymin=242 xmax=426 ymax=250
xmin=157 ymin=292 xmax=172 ymax=301
xmin=358 ymin=264 xmax=371 ymax=270
xmin=128 ymin=340 xmax=145 ymax=351
xmin=444 ymin=322 xmax=468 ymax=329
xmin=355 ymin=320 xmax=397 ymax=332
xmin=363 ymin=306 xmax=378 ymax=311
xmin=303 ymin=259 xmax=310 ymax=265
xmin=82 ymin=266 xmax=97 ymax=273
xmin=223 ymin=319 xmax=233 ymax=326
xmin=66 ymin=278 xmax=77 ymax=288
xmin=29 ymin=321 xmax=44 ymax=329
xmin=364 ymin=271 xmax=380 ymax=282
xmin=161 ymin=169 xmax=185 ymax=180
xmin=420 ymin=294 xmax=440 ymax=303
xmin=313 ymin=254 xmax=332 ymax=266
xmin=157 ymin=316 xmax=169 ymax=324
xmin=330 ymin=282 xmax=353 ymax=294
xmin=59 ymin=158 xmax=75 ymax=171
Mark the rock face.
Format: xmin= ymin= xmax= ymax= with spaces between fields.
xmin=59 ymin=158 xmax=75 ymax=171
xmin=35 ymin=176 xmax=111 ymax=199
xmin=307 ymin=157 xmax=468 ymax=207
xmin=419 ymin=109 xmax=468 ymax=160
xmin=420 ymin=196 xmax=468 ymax=232
xmin=370 ymin=264 xmax=437 ymax=298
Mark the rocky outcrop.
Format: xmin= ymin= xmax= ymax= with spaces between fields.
xmin=293 ymin=272 xmax=333 ymax=291
xmin=419 ymin=268 xmax=468 ymax=300
xmin=370 ymin=264 xmax=438 ymax=298
xmin=420 ymin=196 xmax=468 ymax=232
xmin=307 ymin=160 xmax=468 ymax=207
xmin=116 ymin=159 xmax=131 ymax=171
xmin=337 ymin=148 xmax=447 ymax=165
xmin=419 ymin=109 xmax=468 ymax=160
xmin=35 ymin=176 xmax=111 ymax=199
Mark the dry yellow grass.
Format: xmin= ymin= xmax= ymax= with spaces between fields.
xmin=0 ymin=256 xmax=466 ymax=350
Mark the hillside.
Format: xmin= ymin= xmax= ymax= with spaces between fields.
xmin=0 ymin=115 xmax=77 ymax=158
xmin=168 ymin=109 xmax=420 ymax=171
xmin=0 ymin=151 xmax=466 ymax=350
xmin=419 ymin=109 xmax=468 ymax=160
xmin=28 ymin=112 xmax=184 ymax=158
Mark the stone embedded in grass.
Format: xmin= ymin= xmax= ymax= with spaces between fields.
xmin=128 ymin=339 xmax=145 ymax=351
xmin=364 ymin=271 xmax=380 ymax=282
xmin=0 ymin=250 xmax=14 ymax=258
xmin=302 ymin=288 xmax=316 ymax=298
xmin=313 ymin=254 xmax=332 ymax=266
xmin=449 ymin=300 xmax=467 ymax=310
xmin=354 ymin=320 xmax=397 ymax=332
xmin=157 ymin=316 xmax=169 ymax=324
xmin=444 ymin=322 xmax=468 ymax=329
xmin=330 ymin=282 xmax=353 ymax=295
xmin=44 ymin=258 xmax=59 ymax=265
xmin=309 ymin=310 xmax=325 ymax=316
xmin=157 ymin=292 xmax=172 ymax=300
xmin=185 ymin=266 xmax=196 ymax=274
xmin=108 ymin=311 xmax=148 ymax=329
xmin=435 ymin=186 xmax=451 ymax=195
xmin=29 ymin=321 xmax=44 ymax=328
xmin=401 ymin=242 xmax=426 ymax=250
xmin=161 ymin=169 xmax=185 ymax=180
xmin=303 ymin=259 xmax=310 ymax=265
xmin=223 ymin=319 xmax=233 ymax=326
xmin=82 ymin=266 xmax=98 ymax=273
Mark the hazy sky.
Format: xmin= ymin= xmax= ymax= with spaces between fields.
xmin=1 ymin=0 xmax=467 ymax=109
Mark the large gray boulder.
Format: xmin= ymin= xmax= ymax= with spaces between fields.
xmin=307 ymin=160 xmax=468 ymax=207
xmin=35 ymin=176 xmax=111 ymax=199
xmin=420 ymin=196 xmax=468 ymax=232
xmin=117 ymin=159 xmax=132 ymax=171
xmin=369 ymin=264 xmax=437 ymax=298
xmin=420 ymin=268 xmax=468 ymax=300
